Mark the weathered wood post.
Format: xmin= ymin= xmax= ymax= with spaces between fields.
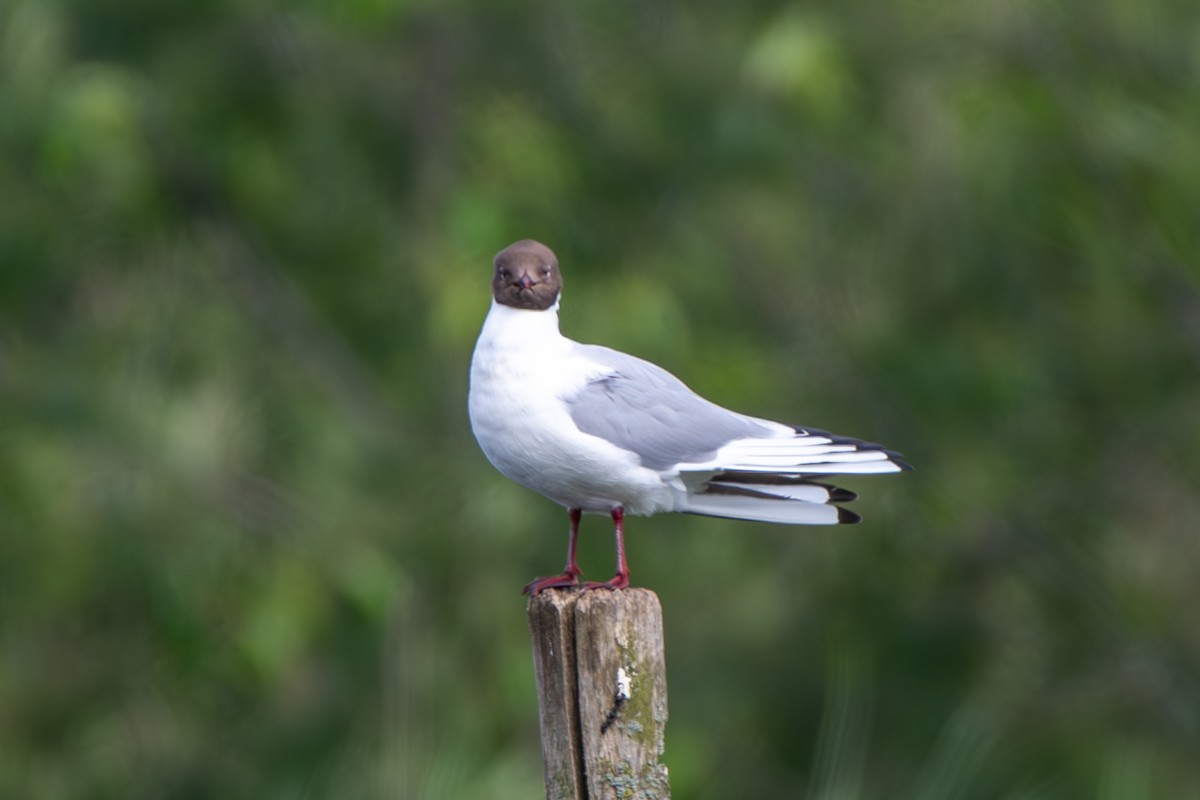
xmin=527 ymin=589 xmax=671 ymax=800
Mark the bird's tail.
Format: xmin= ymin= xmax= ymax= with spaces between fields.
xmin=679 ymin=479 xmax=861 ymax=525
xmin=676 ymin=426 xmax=911 ymax=525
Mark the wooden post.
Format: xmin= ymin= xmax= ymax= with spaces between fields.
xmin=527 ymin=589 xmax=671 ymax=800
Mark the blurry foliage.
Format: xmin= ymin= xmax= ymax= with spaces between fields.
xmin=2 ymin=0 xmax=1200 ymax=797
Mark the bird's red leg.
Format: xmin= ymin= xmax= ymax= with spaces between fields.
xmin=523 ymin=508 xmax=584 ymax=595
xmin=582 ymin=506 xmax=630 ymax=591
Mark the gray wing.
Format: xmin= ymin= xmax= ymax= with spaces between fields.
xmin=565 ymin=344 xmax=777 ymax=470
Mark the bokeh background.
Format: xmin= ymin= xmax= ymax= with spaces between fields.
xmin=3 ymin=0 xmax=1200 ymax=797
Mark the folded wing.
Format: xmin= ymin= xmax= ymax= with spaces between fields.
xmin=565 ymin=345 xmax=910 ymax=526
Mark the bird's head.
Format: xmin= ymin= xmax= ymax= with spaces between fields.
xmin=492 ymin=239 xmax=562 ymax=311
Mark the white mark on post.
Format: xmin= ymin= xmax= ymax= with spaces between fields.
xmin=602 ymin=666 xmax=633 ymax=733
xmin=616 ymin=666 xmax=632 ymax=701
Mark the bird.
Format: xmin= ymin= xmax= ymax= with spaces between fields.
xmin=468 ymin=239 xmax=910 ymax=594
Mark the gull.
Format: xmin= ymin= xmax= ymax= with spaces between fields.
xmin=468 ymin=240 xmax=910 ymax=594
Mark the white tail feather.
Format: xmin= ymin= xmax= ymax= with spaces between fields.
xmin=714 ymin=452 xmax=892 ymax=467
xmin=677 ymin=432 xmax=908 ymax=476
xmin=715 ymin=461 xmax=904 ymax=475
xmin=680 ymin=493 xmax=844 ymax=525
xmin=708 ymin=482 xmax=836 ymax=503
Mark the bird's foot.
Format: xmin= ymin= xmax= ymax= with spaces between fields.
xmin=522 ymin=569 xmax=582 ymax=596
xmin=581 ymin=572 xmax=630 ymax=592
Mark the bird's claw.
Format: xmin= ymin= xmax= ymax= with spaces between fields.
xmin=522 ymin=570 xmax=582 ymax=596
xmin=581 ymin=573 xmax=630 ymax=592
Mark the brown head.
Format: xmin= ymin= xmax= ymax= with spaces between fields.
xmin=492 ymin=240 xmax=562 ymax=311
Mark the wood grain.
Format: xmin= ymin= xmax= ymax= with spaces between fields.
xmin=528 ymin=589 xmax=670 ymax=799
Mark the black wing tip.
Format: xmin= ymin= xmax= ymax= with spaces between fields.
xmin=830 ymin=486 xmax=859 ymax=503
xmin=793 ymin=425 xmax=867 ymax=446
xmin=792 ymin=425 xmax=913 ymax=472
xmin=837 ymin=507 xmax=863 ymax=524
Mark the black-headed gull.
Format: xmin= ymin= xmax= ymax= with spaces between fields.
xmin=468 ymin=240 xmax=910 ymax=594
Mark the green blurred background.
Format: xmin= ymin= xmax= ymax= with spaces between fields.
xmin=3 ymin=0 xmax=1199 ymax=797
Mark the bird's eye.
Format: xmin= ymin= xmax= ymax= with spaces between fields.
xmin=499 ymin=268 xmax=510 ymax=279
xmin=542 ymin=267 xmax=551 ymax=277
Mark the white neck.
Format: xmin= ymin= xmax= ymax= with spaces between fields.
xmin=478 ymin=297 xmax=565 ymax=345
xmin=471 ymin=296 xmax=577 ymax=393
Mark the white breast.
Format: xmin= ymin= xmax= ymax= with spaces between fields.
xmin=467 ymin=302 xmax=672 ymax=515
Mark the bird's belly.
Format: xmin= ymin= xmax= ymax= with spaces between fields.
xmin=469 ymin=379 xmax=670 ymax=515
